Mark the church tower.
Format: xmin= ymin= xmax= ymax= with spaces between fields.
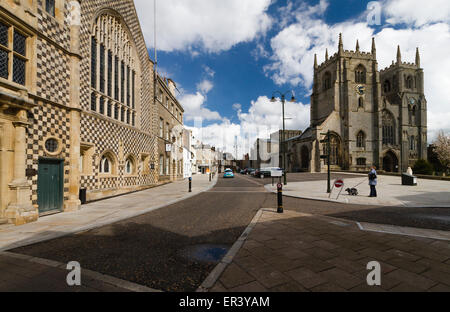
xmin=311 ymin=34 xmax=381 ymax=171
xmin=379 ymin=46 xmax=427 ymax=172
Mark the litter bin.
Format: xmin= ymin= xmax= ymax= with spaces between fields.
xmin=79 ymin=188 xmax=87 ymax=204
xmin=402 ymin=174 xmax=417 ymax=186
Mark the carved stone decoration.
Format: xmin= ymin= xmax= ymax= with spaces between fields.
xmin=67 ymin=1 xmax=81 ymax=27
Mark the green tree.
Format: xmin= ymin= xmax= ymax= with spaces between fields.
xmin=412 ymin=159 xmax=434 ymax=175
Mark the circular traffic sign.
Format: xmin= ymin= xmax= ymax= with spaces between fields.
xmin=335 ymin=180 xmax=344 ymax=188
xmin=277 ymin=183 xmax=283 ymax=189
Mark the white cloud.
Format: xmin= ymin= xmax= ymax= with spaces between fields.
xmin=179 ymin=92 xmax=221 ymax=122
xmin=196 ymin=80 xmax=214 ymax=95
xmin=189 ymin=96 xmax=311 ymax=158
xmin=135 ymin=0 xmax=273 ymax=53
xmin=264 ymin=0 xmax=450 ymax=141
xmin=383 ymin=0 xmax=450 ymax=27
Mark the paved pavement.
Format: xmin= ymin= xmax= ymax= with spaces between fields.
xmin=210 ymin=209 xmax=450 ymax=292
xmin=265 ymin=174 xmax=450 ymax=207
xmin=0 ymin=174 xmax=217 ymax=252
xmin=3 ymin=172 xmax=450 ymax=292
xmin=0 ymin=252 xmax=157 ymax=292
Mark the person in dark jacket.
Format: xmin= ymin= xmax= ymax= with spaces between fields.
xmin=368 ymin=166 xmax=378 ymax=197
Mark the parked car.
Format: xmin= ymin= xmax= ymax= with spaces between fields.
xmin=223 ymin=169 xmax=234 ymax=179
xmin=255 ymin=167 xmax=284 ymax=179
xmin=248 ymin=168 xmax=256 ymax=176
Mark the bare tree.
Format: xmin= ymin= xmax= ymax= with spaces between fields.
xmin=434 ymin=131 xmax=450 ymax=174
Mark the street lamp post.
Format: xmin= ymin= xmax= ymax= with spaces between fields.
xmin=271 ymin=91 xmax=296 ymax=186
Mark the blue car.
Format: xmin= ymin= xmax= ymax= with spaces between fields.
xmin=223 ymin=169 xmax=234 ymax=178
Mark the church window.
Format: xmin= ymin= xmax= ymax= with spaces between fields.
xmin=323 ymin=72 xmax=332 ymax=90
xmin=384 ymin=80 xmax=391 ymax=93
xmin=357 ymin=158 xmax=366 ymax=166
xmin=324 ymin=134 xmax=341 ymax=166
xmin=410 ymin=136 xmax=416 ymax=151
xmin=125 ymin=157 xmax=135 ymax=175
xmin=159 ymin=118 xmax=164 ymax=138
xmin=355 ymin=65 xmax=366 ymax=84
xmin=358 ymin=97 xmax=364 ymax=109
xmin=382 ymin=110 xmax=396 ymax=146
xmin=107 ymin=101 xmax=112 ymax=118
xmin=91 ymin=14 xmax=138 ymax=126
xmin=100 ymin=154 xmax=114 ymax=174
xmin=159 ymin=156 xmax=164 ymax=176
xmin=356 ymin=131 xmax=366 ymax=148
xmin=406 ymin=75 xmax=413 ymax=89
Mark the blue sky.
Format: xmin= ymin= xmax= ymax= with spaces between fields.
xmin=135 ymin=0 xmax=450 ymax=156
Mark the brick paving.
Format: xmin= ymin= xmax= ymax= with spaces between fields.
xmin=211 ymin=210 xmax=450 ymax=292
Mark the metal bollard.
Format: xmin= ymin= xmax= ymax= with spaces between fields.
xmin=209 ymin=173 xmax=212 ymax=182
xmin=277 ymin=183 xmax=283 ymax=214
xmin=189 ymin=177 xmax=192 ymax=192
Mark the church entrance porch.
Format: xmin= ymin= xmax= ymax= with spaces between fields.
xmin=383 ymin=151 xmax=399 ymax=173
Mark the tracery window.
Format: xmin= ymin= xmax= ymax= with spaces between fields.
xmin=90 ymin=14 xmax=138 ymax=125
xmin=355 ymin=64 xmax=366 ymax=84
xmin=382 ymin=110 xmax=396 ymax=146
xmin=323 ymin=72 xmax=332 ymax=91
xmin=356 ymin=131 xmax=366 ymax=148
xmin=384 ymin=80 xmax=391 ymax=93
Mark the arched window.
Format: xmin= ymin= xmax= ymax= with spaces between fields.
xmin=323 ymin=72 xmax=332 ymax=91
xmin=358 ymin=97 xmax=364 ymax=109
xmin=356 ymin=131 xmax=366 ymax=148
xmin=355 ymin=65 xmax=366 ymax=84
xmin=100 ymin=155 xmax=111 ymax=174
xmin=125 ymin=156 xmax=135 ymax=175
xmin=91 ymin=13 xmax=139 ymax=125
xmin=410 ymin=136 xmax=416 ymax=151
xmin=406 ymin=75 xmax=413 ymax=89
xmin=382 ymin=110 xmax=396 ymax=146
xmin=324 ymin=134 xmax=341 ymax=166
xmin=384 ymin=80 xmax=391 ymax=93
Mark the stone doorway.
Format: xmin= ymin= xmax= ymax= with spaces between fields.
xmin=383 ymin=151 xmax=399 ymax=173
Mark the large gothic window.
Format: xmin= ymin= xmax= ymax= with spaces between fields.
xmin=355 ymin=64 xmax=366 ymax=84
xmin=324 ymin=134 xmax=341 ymax=166
xmin=382 ymin=110 xmax=396 ymax=146
xmin=356 ymin=131 xmax=366 ymax=148
xmin=322 ymin=72 xmax=332 ymax=91
xmin=405 ymin=75 xmax=414 ymax=89
xmin=91 ymin=14 xmax=138 ymax=126
xmin=383 ymin=80 xmax=391 ymax=93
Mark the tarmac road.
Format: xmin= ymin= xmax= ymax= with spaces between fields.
xmin=11 ymin=173 xmax=450 ymax=291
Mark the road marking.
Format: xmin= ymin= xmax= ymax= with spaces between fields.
xmin=356 ymin=222 xmax=450 ymax=241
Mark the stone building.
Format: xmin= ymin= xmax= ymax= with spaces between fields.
xmin=292 ymin=34 xmax=427 ymax=173
xmin=156 ymin=75 xmax=184 ymax=182
xmin=0 ymin=0 xmax=161 ymax=225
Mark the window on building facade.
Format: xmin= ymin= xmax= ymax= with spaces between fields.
xmin=166 ymin=158 xmax=170 ymax=175
xmin=356 ymin=131 xmax=366 ymax=148
xmin=107 ymin=101 xmax=112 ymax=117
xmin=357 ymin=158 xmax=366 ymax=166
xmin=100 ymin=155 xmax=111 ymax=174
xmin=406 ymin=75 xmax=414 ymax=89
xmin=324 ymin=134 xmax=341 ymax=166
xmin=358 ymin=97 xmax=364 ymax=109
xmin=0 ymin=22 xmax=27 ymax=85
xmin=159 ymin=156 xmax=164 ymax=176
xmin=125 ymin=157 xmax=134 ymax=175
xmin=323 ymin=72 xmax=331 ymax=91
xmin=91 ymin=14 xmax=137 ymax=125
xmin=384 ymin=80 xmax=391 ymax=93
xmin=166 ymin=123 xmax=169 ymax=140
xmin=45 ymin=0 xmax=56 ymax=17
xmin=410 ymin=136 xmax=416 ymax=151
xmin=382 ymin=110 xmax=395 ymax=146
xmin=159 ymin=118 xmax=164 ymax=137
xmin=355 ymin=65 xmax=366 ymax=84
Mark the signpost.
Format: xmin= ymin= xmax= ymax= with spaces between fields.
xmin=329 ymin=179 xmax=345 ymax=199
xmin=320 ymin=131 xmax=331 ymax=193
xmin=271 ymin=169 xmax=283 ymax=186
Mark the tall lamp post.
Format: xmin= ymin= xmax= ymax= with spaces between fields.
xmin=271 ymin=91 xmax=296 ymax=186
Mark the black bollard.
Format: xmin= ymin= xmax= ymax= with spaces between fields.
xmin=277 ymin=183 xmax=283 ymax=214
xmin=189 ymin=177 xmax=192 ymax=192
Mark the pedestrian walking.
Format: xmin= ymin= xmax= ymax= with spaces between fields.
xmin=368 ymin=166 xmax=378 ymax=197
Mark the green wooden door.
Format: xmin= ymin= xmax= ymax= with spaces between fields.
xmin=37 ymin=159 xmax=63 ymax=214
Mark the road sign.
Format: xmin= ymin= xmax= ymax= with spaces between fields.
xmin=277 ymin=183 xmax=283 ymax=189
xmin=271 ymin=169 xmax=283 ymax=177
xmin=335 ymin=179 xmax=344 ymax=188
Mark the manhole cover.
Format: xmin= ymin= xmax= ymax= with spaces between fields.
xmin=179 ymin=244 xmax=229 ymax=263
